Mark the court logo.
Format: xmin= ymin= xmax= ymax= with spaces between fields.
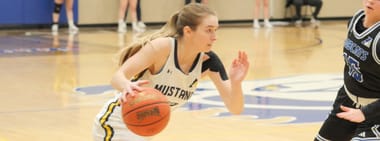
xmin=75 ymin=74 xmax=342 ymax=124
xmin=184 ymin=74 xmax=341 ymax=123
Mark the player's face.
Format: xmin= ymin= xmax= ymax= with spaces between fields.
xmin=363 ymin=0 xmax=380 ymax=20
xmin=192 ymin=15 xmax=219 ymax=52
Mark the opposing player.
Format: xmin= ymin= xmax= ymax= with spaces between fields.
xmin=315 ymin=0 xmax=380 ymax=140
xmin=93 ymin=3 xmax=249 ymax=141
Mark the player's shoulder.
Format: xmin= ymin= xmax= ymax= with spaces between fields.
xmin=202 ymin=51 xmax=219 ymax=61
xmin=347 ymin=9 xmax=365 ymax=29
xmin=354 ymin=9 xmax=364 ymax=16
xmin=350 ymin=9 xmax=365 ymax=22
xmin=142 ymin=37 xmax=173 ymax=57
xmin=149 ymin=37 xmax=173 ymax=50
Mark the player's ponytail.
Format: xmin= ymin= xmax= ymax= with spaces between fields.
xmin=117 ymin=3 xmax=216 ymax=66
xmin=117 ymin=12 xmax=180 ymax=66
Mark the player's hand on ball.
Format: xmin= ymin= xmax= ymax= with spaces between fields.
xmin=120 ymin=80 xmax=149 ymax=103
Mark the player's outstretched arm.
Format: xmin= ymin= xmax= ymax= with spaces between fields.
xmin=206 ymin=51 xmax=250 ymax=115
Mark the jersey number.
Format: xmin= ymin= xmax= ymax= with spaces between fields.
xmin=343 ymin=53 xmax=363 ymax=83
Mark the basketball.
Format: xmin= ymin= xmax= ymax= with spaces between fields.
xmin=121 ymin=87 xmax=170 ymax=136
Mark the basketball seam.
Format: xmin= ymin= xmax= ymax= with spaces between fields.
xmin=126 ymin=111 xmax=170 ymax=127
xmin=123 ymin=101 xmax=169 ymax=116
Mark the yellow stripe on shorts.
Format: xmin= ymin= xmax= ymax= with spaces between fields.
xmin=99 ymin=99 xmax=120 ymax=141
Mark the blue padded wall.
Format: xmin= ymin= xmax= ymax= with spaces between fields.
xmin=0 ymin=0 xmax=78 ymax=25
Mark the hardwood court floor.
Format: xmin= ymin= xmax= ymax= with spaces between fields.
xmin=0 ymin=21 xmax=348 ymax=141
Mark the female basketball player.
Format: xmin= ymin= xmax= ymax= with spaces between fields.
xmin=51 ymin=0 xmax=79 ymax=34
xmin=315 ymin=0 xmax=380 ymax=140
xmin=93 ymin=3 xmax=249 ymax=141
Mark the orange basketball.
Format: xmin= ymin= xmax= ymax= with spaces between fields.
xmin=121 ymin=87 xmax=170 ymax=136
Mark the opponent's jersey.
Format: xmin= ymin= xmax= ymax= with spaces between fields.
xmin=343 ymin=10 xmax=380 ymax=98
xmin=139 ymin=37 xmax=203 ymax=110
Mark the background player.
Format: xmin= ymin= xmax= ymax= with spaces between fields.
xmin=253 ymin=0 xmax=272 ymax=29
xmin=51 ymin=0 xmax=79 ymax=34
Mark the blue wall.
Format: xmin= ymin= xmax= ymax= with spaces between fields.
xmin=0 ymin=0 xmax=78 ymax=25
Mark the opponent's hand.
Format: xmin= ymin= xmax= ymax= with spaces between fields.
xmin=336 ymin=105 xmax=365 ymax=123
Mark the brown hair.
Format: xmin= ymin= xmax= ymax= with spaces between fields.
xmin=117 ymin=3 xmax=216 ymax=66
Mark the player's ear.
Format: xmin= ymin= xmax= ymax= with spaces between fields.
xmin=183 ymin=26 xmax=193 ymax=35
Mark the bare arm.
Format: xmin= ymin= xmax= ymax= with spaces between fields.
xmin=203 ymin=51 xmax=250 ymax=114
xmin=111 ymin=38 xmax=171 ymax=101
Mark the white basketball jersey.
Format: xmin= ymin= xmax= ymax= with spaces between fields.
xmin=139 ymin=37 xmax=203 ymax=110
xmin=93 ymin=37 xmax=203 ymax=141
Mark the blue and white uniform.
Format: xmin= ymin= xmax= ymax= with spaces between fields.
xmin=315 ymin=10 xmax=380 ymax=141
